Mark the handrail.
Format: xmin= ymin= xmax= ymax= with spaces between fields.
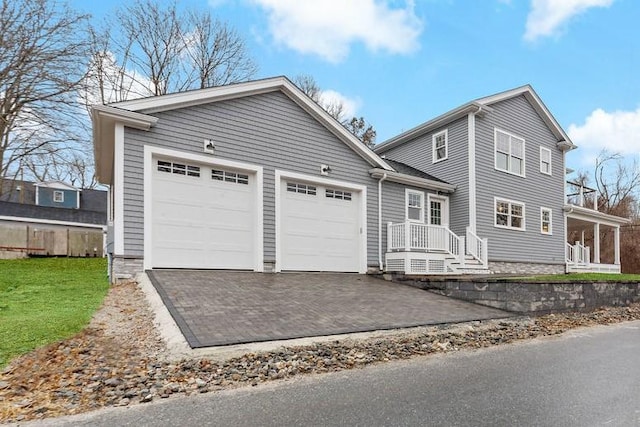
xmin=465 ymin=227 xmax=488 ymax=268
xmin=566 ymin=241 xmax=590 ymax=265
xmin=387 ymin=222 xmax=464 ymax=264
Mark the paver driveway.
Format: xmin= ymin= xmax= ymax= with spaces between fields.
xmin=147 ymin=270 xmax=512 ymax=348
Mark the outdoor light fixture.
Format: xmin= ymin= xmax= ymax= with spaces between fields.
xmin=203 ymin=139 xmax=215 ymax=154
xmin=320 ymin=164 xmax=331 ymax=175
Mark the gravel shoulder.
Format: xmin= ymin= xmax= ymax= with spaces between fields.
xmin=2 ymin=280 xmax=640 ymax=424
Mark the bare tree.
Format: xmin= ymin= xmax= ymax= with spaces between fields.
xmin=0 ymin=0 xmax=90 ymax=193
xmin=344 ymin=117 xmax=376 ymax=148
xmin=292 ymin=74 xmax=376 ymax=146
xmin=116 ymin=0 xmax=183 ymax=96
xmin=184 ymin=12 xmax=258 ymax=89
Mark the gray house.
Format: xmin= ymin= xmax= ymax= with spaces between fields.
xmin=92 ymin=77 xmax=627 ymax=281
xmin=375 ymin=85 xmax=629 ymax=274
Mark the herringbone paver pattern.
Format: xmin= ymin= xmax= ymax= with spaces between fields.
xmin=147 ymin=271 xmax=512 ymax=348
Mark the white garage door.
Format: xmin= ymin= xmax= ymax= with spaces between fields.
xmin=151 ymin=158 xmax=256 ymax=269
xmin=280 ymin=179 xmax=361 ymax=272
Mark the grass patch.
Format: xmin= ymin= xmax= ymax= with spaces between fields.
xmin=0 ymin=257 xmax=108 ymax=369
xmin=508 ymin=273 xmax=640 ymax=282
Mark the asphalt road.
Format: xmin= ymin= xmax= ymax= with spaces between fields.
xmin=23 ymin=321 xmax=640 ymax=427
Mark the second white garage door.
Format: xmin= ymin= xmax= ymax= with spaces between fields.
xmin=279 ymin=179 xmax=362 ymax=272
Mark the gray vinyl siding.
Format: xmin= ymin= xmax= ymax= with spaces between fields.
xmin=380 ymin=181 xmax=436 ymax=252
xmin=122 ymin=90 xmax=382 ymax=266
xmin=475 ymin=95 xmax=565 ymax=264
xmin=378 ymin=117 xmax=469 ymax=236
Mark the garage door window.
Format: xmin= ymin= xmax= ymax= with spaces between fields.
xmin=211 ymin=169 xmax=249 ymax=185
xmin=157 ymin=160 xmax=200 ymax=177
xmin=325 ymin=189 xmax=352 ymax=201
xmin=287 ymin=182 xmax=316 ymax=195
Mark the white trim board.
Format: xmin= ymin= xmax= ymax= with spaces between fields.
xmin=143 ymin=145 xmax=264 ymax=272
xmin=0 ymin=216 xmax=106 ymax=230
xmin=113 ymin=123 xmax=125 ymax=255
xmin=274 ymin=169 xmax=368 ymax=274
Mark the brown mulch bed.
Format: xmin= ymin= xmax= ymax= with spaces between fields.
xmin=1 ymin=281 xmax=640 ymax=423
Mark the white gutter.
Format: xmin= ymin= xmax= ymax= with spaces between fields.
xmin=377 ymin=173 xmax=388 ymax=271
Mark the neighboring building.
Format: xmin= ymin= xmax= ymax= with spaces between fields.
xmin=0 ymin=179 xmax=107 ymax=258
xmin=91 ymin=77 xmax=628 ymax=282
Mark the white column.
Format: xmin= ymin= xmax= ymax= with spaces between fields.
xmin=593 ymin=223 xmax=600 ymax=264
xmin=614 ymin=225 xmax=621 ymax=265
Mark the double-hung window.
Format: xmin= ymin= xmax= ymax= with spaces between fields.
xmin=406 ymin=189 xmax=424 ymax=222
xmin=53 ymin=191 xmax=64 ymax=203
xmin=495 ymin=198 xmax=525 ymax=231
xmin=541 ymin=208 xmax=552 ymax=234
xmin=540 ymin=147 xmax=552 ymax=175
xmin=432 ymin=129 xmax=448 ymax=163
xmin=495 ymin=129 xmax=525 ymax=176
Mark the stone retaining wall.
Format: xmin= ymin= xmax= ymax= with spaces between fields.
xmin=398 ymin=278 xmax=640 ymax=314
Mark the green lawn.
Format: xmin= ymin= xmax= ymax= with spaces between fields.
xmin=508 ymin=273 xmax=640 ymax=282
xmin=0 ymin=257 xmax=109 ymax=369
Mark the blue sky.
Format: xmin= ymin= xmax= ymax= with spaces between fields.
xmin=72 ymin=0 xmax=639 ymax=174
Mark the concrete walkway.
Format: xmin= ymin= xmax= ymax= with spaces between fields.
xmin=147 ymin=270 xmax=512 ymax=348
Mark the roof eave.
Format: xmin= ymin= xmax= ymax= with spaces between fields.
xmin=92 ymin=105 xmax=158 ymax=185
xmin=375 ymin=103 xmax=489 ymax=154
xmin=369 ymin=168 xmax=456 ymax=193
xmin=564 ymin=204 xmax=631 ymax=225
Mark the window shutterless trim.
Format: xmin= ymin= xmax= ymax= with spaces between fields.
xmin=494 ymin=196 xmax=526 ymax=231
xmin=432 ymin=129 xmax=448 ymax=164
xmin=494 ymin=128 xmax=526 ymax=177
xmin=405 ymin=189 xmax=425 ymax=222
xmin=540 ymin=146 xmax=552 ymax=175
xmin=540 ymin=207 xmax=552 ymax=235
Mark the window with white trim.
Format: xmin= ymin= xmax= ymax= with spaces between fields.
xmin=540 ymin=147 xmax=552 ymax=175
xmin=406 ymin=190 xmax=424 ymax=222
xmin=53 ymin=190 xmax=64 ymax=203
xmin=495 ymin=198 xmax=525 ymax=230
xmin=326 ymin=189 xmax=352 ymax=201
xmin=495 ymin=129 xmax=525 ymax=176
xmin=286 ymin=182 xmax=316 ymax=195
xmin=158 ymin=160 xmax=201 ymax=177
xmin=432 ymin=129 xmax=448 ymax=163
xmin=541 ymin=207 xmax=552 ymax=234
xmin=212 ymin=169 xmax=249 ymax=184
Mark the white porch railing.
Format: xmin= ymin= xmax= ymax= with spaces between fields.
xmin=566 ymin=241 xmax=590 ymax=265
xmin=387 ymin=222 xmax=464 ymax=265
xmin=466 ymin=226 xmax=488 ymax=268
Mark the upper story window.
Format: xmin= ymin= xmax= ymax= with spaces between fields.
xmin=53 ymin=190 xmax=64 ymax=203
xmin=540 ymin=147 xmax=552 ymax=175
xmin=495 ymin=197 xmax=525 ymax=231
xmin=432 ymin=129 xmax=448 ymax=163
xmin=406 ymin=189 xmax=424 ymax=222
xmin=495 ymin=129 xmax=525 ymax=177
xmin=541 ymin=207 xmax=552 ymax=234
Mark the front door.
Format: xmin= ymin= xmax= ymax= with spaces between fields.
xmin=428 ymin=195 xmax=449 ymax=227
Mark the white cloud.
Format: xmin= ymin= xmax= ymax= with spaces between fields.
xmin=252 ymin=0 xmax=423 ymax=62
xmin=319 ymin=89 xmax=360 ymax=119
xmin=524 ymin=0 xmax=614 ymax=42
xmin=568 ymin=107 xmax=640 ymax=165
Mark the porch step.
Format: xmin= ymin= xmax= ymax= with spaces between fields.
xmin=446 ymin=255 xmax=491 ymax=275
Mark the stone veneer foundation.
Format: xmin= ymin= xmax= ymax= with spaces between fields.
xmin=488 ymin=261 xmax=565 ymax=275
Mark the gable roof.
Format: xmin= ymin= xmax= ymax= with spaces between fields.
xmin=92 ymin=76 xmax=393 ymax=184
xmin=34 ymin=180 xmax=79 ymax=191
xmin=375 ymin=84 xmax=576 ymax=153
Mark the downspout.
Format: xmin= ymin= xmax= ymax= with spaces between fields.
xmin=378 ymin=173 xmax=388 ymax=272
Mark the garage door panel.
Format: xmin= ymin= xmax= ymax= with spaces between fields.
xmin=151 ymin=159 xmax=257 ymax=270
xmin=280 ymin=180 xmax=361 ymax=272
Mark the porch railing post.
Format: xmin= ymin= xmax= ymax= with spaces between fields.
xmin=482 ymin=237 xmax=488 ymax=268
xmin=386 ymin=222 xmax=392 ymax=252
xmin=404 ymin=221 xmax=411 ymax=251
